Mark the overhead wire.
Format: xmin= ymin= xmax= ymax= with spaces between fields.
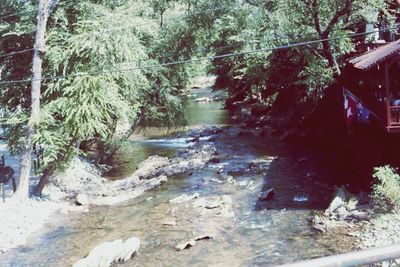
xmin=0 ymin=48 xmax=35 ymax=59
xmin=0 ymin=8 xmax=32 ymax=21
xmin=0 ymin=25 xmax=398 ymax=86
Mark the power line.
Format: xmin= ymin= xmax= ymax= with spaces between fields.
xmin=0 ymin=8 xmax=32 ymax=21
xmin=0 ymin=48 xmax=35 ymax=59
xmin=0 ymin=25 xmax=397 ymax=86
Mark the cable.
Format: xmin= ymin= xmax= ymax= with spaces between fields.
xmin=0 ymin=48 xmax=35 ymax=59
xmin=0 ymin=25 xmax=397 ymax=86
xmin=0 ymin=8 xmax=32 ymax=21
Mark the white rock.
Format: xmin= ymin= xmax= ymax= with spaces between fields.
xmin=115 ymin=237 xmax=140 ymax=262
xmin=76 ymin=194 xmax=89 ymax=206
xmin=73 ymin=236 xmax=140 ymax=267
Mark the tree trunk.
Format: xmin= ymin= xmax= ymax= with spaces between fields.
xmin=160 ymin=10 xmax=164 ymax=28
xmin=14 ymin=0 xmax=51 ymax=202
xmin=33 ymin=165 xmax=56 ymax=197
xmin=321 ymin=39 xmax=341 ymax=76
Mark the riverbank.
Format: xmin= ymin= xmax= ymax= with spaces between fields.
xmin=0 ymin=198 xmax=86 ymax=253
xmin=0 ymin=142 xmax=89 ymax=253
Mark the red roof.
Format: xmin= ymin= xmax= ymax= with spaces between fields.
xmin=349 ymin=40 xmax=400 ymax=70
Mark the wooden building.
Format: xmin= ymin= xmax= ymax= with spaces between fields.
xmin=342 ymin=39 xmax=400 ymax=133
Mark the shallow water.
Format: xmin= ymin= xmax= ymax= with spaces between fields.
xmin=1 ymin=87 xmax=358 ymax=266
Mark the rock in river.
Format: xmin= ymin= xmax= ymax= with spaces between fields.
xmin=169 ymin=192 xmax=200 ymax=204
xmin=73 ymin=236 xmax=140 ymax=267
xmin=259 ymin=188 xmax=275 ymax=201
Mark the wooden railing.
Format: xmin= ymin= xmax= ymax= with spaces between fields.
xmin=389 ymin=106 xmax=400 ymax=125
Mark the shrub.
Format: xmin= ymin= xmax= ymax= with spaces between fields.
xmin=372 ymin=166 xmax=400 ymax=212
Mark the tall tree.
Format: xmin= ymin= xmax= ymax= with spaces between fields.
xmin=14 ymin=0 xmax=52 ymax=201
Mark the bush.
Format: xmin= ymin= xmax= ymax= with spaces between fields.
xmin=372 ymin=166 xmax=400 ymax=212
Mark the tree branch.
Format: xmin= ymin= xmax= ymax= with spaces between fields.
xmin=322 ymin=0 xmax=352 ymax=37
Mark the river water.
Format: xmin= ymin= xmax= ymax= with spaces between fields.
xmin=2 ymin=87 xmax=358 ymax=266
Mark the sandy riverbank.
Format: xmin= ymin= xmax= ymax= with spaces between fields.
xmin=0 ymin=142 xmax=89 ymax=253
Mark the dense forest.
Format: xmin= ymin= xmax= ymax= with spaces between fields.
xmin=0 ymin=0 xmax=396 ymax=200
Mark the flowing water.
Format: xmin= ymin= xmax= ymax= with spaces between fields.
xmin=1 ymin=87 xmax=358 ymax=266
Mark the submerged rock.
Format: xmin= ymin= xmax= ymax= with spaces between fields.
xmin=175 ymin=239 xmax=197 ymax=251
xmin=80 ymin=176 xmax=167 ymax=206
xmin=73 ymin=236 xmax=140 ymax=267
xmin=175 ymin=234 xmax=214 ymax=251
xmin=169 ymin=192 xmax=200 ymax=204
xmin=193 ymin=195 xmax=234 ymax=218
xmin=259 ymin=188 xmax=275 ymax=201
xmin=188 ymin=126 xmax=223 ymax=139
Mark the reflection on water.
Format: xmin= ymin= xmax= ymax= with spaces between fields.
xmin=0 ymin=87 xmax=358 ymax=267
xmin=183 ymin=88 xmax=228 ymax=127
xmin=106 ymin=87 xmax=228 ymax=179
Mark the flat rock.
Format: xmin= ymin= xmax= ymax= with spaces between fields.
xmin=73 ymin=236 xmax=140 ymax=267
xmin=169 ymin=193 xmax=200 ymax=204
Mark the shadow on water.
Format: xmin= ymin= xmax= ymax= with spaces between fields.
xmin=255 ymin=155 xmax=335 ymax=211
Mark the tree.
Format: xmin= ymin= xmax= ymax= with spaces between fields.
xmin=149 ymin=0 xmax=174 ymax=28
xmin=14 ymin=0 xmax=52 ymax=201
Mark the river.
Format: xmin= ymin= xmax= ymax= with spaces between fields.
xmin=1 ymin=87 xmax=358 ymax=266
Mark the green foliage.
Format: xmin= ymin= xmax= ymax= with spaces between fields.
xmin=187 ymin=0 xmax=389 ymax=127
xmin=0 ymin=0 xmax=190 ymax=176
xmin=372 ymin=166 xmax=400 ymax=212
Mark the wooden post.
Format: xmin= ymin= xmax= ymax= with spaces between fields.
xmin=14 ymin=0 xmax=52 ymax=201
xmin=385 ymin=63 xmax=391 ymax=129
